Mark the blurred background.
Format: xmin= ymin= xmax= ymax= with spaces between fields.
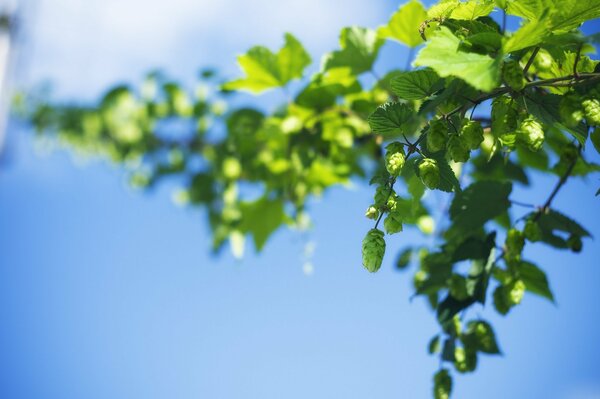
xmin=0 ymin=1 xmax=599 ymax=398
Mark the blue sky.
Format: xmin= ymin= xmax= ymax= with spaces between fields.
xmin=1 ymin=1 xmax=600 ymax=398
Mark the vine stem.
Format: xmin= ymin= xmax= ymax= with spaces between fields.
xmin=446 ymin=73 xmax=600 ymax=118
xmin=523 ymin=47 xmax=540 ymax=75
xmin=533 ymin=143 xmax=582 ymax=221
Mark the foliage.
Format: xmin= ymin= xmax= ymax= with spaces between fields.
xmin=17 ymin=0 xmax=600 ymax=396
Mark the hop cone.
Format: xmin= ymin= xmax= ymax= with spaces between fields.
xmin=533 ymin=49 xmax=552 ymax=72
xmin=384 ymin=211 xmax=403 ymax=234
xmin=505 ymin=228 xmax=525 ymax=261
xmin=362 ymin=229 xmax=386 ymax=273
xmin=433 ymin=369 xmax=452 ymax=399
xmin=559 ymin=93 xmax=584 ymax=127
xmin=384 ymin=142 xmax=406 ymax=176
xmin=365 ymin=205 xmax=379 ymax=220
xmin=582 ymin=97 xmax=600 ymax=126
xmin=502 ymin=58 xmax=525 ymax=91
xmin=491 ymin=96 xmax=518 ymax=145
xmin=517 ymin=116 xmax=545 ymax=152
xmin=523 ymin=220 xmax=542 ymax=242
xmin=460 ymin=119 xmax=484 ymax=150
xmin=447 ymin=134 xmax=470 ymax=163
xmin=427 ymin=119 xmax=448 ymax=152
xmin=419 ymin=158 xmax=440 ymax=189
xmin=507 ymin=280 xmax=526 ymax=305
xmin=454 ymin=347 xmax=477 ymax=374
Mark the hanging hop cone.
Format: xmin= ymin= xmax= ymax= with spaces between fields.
xmin=582 ymin=97 xmax=600 ymax=126
xmin=418 ymin=158 xmax=440 ymax=189
xmin=365 ymin=205 xmax=379 ymax=220
xmin=460 ymin=119 xmax=484 ymax=150
xmin=362 ymin=229 xmax=386 ymax=273
xmin=505 ymin=228 xmax=525 ymax=261
xmin=384 ymin=142 xmax=406 ymax=177
xmin=523 ymin=220 xmax=542 ymax=242
xmin=433 ymin=369 xmax=452 ymax=399
xmin=427 ymin=119 xmax=448 ymax=153
xmin=502 ymin=58 xmax=525 ymax=91
xmin=447 ymin=134 xmax=470 ymax=163
xmin=517 ymin=116 xmax=545 ymax=152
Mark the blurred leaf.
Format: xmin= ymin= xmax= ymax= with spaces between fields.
xmin=323 ymin=27 xmax=383 ymax=74
xmin=378 ymin=0 xmax=427 ymax=47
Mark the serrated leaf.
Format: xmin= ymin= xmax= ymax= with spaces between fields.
xmin=463 ymin=320 xmax=501 ymax=354
xmin=378 ymin=0 xmax=427 ymax=47
xmin=448 ymin=181 xmax=512 ymax=236
xmin=466 ymin=235 xmax=496 ymax=304
xmin=534 ymin=209 xmax=591 ymax=249
xmin=223 ymin=33 xmax=310 ymax=93
xmin=239 ymin=197 xmax=287 ymax=251
xmin=367 ymin=102 xmax=417 ymax=136
xmin=390 ymin=69 xmax=444 ymax=100
xmin=450 ymin=0 xmax=495 ymax=20
xmin=414 ymin=27 xmax=501 ymax=91
xmin=323 ymin=27 xmax=383 ymax=75
xmin=518 ymin=261 xmax=554 ymax=302
xmin=503 ymin=11 xmax=551 ymax=53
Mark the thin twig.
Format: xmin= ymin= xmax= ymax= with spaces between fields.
xmin=523 ymin=47 xmax=540 ymax=75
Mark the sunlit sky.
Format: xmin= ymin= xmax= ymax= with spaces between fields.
xmin=1 ymin=1 xmax=600 ymax=398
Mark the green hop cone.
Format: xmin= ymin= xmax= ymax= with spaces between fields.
xmin=365 ymin=205 xmax=379 ymax=220
xmin=413 ymin=269 xmax=427 ymax=290
xmin=582 ymin=97 xmax=600 ymax=126
xmin=386 ymin=192 xmax=399 ymax=212
xmin=427 ymin=119 xmax=448 ymax=153
xmin=418 ymin=158 xmax=440 ymax=189
xmin=523 ymin=220 xmax=542 ymax=242
xmin=460 ymin=119 xmax=484 ymax=150
xmin=516 ymin=116 xmax=545 ymax=152
xmin=454 ymin=347 xmax=477 ymax=374
xmin=384 ymin=142 xmax=406 ymax=176
xmin=374 ymin=185 xmax=390 ymax=207
xmin=567 ymin=234 xmax=583 ymax=253
xmin=384 ymin=211 xmax=403 ymax=234
xmin=505 ymin=228 xmax=525 ymax=261
xmin=447 ymin=134 xmax=470 ymax=163
xmin=491 ymin=96 xmax=518 ymax=146
xmin=362 ymin=229 xmax=386 ymax=273
xmin=559 ymin=93 xmax=584 ymax=127
xmin=533 ymin=49 xmax=553 ymax=72
xmin=507 ymin=280 xmax=526 ymax=305
xmin=433 ymin=369 xmax=452 ymax=399
xmin=222 ymin=157 xmax=242 ymax=180
xmin=502 ymin=58 xmax=525 ymax=91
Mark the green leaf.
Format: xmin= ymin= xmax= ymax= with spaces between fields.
xmin=390 ymin=69 xmax=444 ymax=100
xmin=296 ymin=67 xmax=360 ymax=109
xmin=377 ymin=0 xmax=427 ymax=47
xmin=448 ymin=181 xmax=512 ymax=236
xmin=503 ymin=11 xmax=551 ymax=53
xmin=437 ymin=295 xmax=475 ymax=326
xmin=323 ymin=27 xmax=383 ymax=75
xmin=463 ymin=320 xmax=501 ymax=354
xmin=450 ymin=0 xmax=495 ymax=20
xmin=518 ymin=261 xmax=554 ymax=302
xmin=239 ymin=197 xmax=287 ymax=251
xmin=367 ymin=102 xmax=417 ymax=136
xmin=549 ymin=0 xmax=600 ymax=32
xmin=466 ymin=235 xmax=496 ymax=304
xmin=223 ymin=33 xmax=311 ymax=94
xmin=414 ymin=27 xmax=501 ymax=91
xmin=428 ymin=335 xmax=441 ymax=354
xmin=396 ymin=247 xmax=413 ymax=270
xmin=535 ymin=209 xmax=591 ymax=248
